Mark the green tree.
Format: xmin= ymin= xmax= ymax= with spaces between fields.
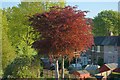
xmin=93 ymin=10 xmax=120 ymax=36
xmin=0 ymin=9 xmax=2 ymax=78
xmin=5 ymin=2 xmax=44 ymax=55
xmin=2 ymin=10 xmax=16 ymax=71
xmin=97 ymin=57 xmax=104 ymax=66
xmin=2 ymin=2 xmax=44 ymax=78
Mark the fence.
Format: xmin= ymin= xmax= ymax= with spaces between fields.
xmin=42 ymin=69 xmax=78 ymax=79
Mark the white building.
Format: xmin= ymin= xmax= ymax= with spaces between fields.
xmin=89 ymin=36 xmax=120 ymax=65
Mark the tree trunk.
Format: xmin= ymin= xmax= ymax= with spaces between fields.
xmin=75 ymin=57 xmax=77 ymax=70
xmin=62 ymin=56 xmax=64 ymax=79
xmin=55 ymin=59 xmax=59 ymax=79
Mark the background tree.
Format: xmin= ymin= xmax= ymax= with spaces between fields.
xmin=93 ymin=10 xmax=120 ymax=36
xmin=29 ymin=6 xmax=93 ymax=78
xmin=5 ymin=2 xmax=45 ymax=56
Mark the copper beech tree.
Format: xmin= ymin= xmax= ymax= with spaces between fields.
xmin=29 ymin=6 xmax=93 ymax=78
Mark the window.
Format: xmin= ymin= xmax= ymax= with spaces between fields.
xmin=97 ymin=46 xmax=100 ymax=52
xmin=92 ymin=46 xmax=95 ymax=52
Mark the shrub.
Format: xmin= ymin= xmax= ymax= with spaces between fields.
xmin=85 ymin=77 xmax=97 ymax=80
xmin=3 ymin=55 xmax=43 ymax=78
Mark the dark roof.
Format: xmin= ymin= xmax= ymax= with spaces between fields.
xmin=94 ymin=36 xmax=120 ymax=46
xmin=85 ymin=65 xmax=100 ymax=70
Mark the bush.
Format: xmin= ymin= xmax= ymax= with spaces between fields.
xmin=0 ymin=70 xmax=3 ymax=78
xmin=108 ymin=72 xmax=120 ymax=80
xmin=3 ymin=55 xmax=43 ymax=78
xmin=85 ymin=77 xmax=97 ymax=80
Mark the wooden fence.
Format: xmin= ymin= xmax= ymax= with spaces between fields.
xmin=42 ymin=69 xmax=79 ymax=79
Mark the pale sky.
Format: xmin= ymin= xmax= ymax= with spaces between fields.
xmin=1 ymin=0 xmax=120 ymax=18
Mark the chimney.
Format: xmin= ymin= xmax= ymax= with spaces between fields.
xmin=110 ymin=32 xmax=113 ymax=36
xmin=109 ymin=31 xmax=114 ymax=36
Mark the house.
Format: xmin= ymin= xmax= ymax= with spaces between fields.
xmin=85 ymin=64 xmax=100 ymax=75
xmin=87 ymin=36 xmax=120 ymax=65
xmin=72 ymin=70 xmax=90 ymax=79
xmin=77 ymin=53 xmax=89 ymax=66
xmin=98 ymin=63 xmax=118 ymax=77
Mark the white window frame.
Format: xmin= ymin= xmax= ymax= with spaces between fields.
xmin=97 ymin=46 xmax=100 ymax=52
xmin=92 ymin=46 xmax=95 ymax=52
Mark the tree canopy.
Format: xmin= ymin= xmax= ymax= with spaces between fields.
xmin=93 ymin=10 xmax=120 ymax=36
xmin=2 ymin=11 xmax=16 ymax=71
xmin=29 ymin=6 xmax=93 ymax=58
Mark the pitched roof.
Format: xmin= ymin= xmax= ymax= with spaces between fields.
xmin=85 ymin=65 xmax=100 ymax=70
xmin=105 ymin=63 xmax=118 ymax=70
xmin=94 ymin=36 xmax=120 ymax=46
xmin=77 ymin=70 xmax=90 ymax=74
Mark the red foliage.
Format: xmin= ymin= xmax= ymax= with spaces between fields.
xmin=29 ymin=6 xmax=93 ymax=58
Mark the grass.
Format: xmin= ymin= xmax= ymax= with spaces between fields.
xmin=112 ymin=72 xmax=120 ymax=75
xmin=109 ymin=72 xmax=120 ymax=78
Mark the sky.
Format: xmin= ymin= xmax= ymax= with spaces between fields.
xmin=0 ymin=0 xmax=120 ymax=18
xmin=66 ymin=2 xmax=118 ymax=18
